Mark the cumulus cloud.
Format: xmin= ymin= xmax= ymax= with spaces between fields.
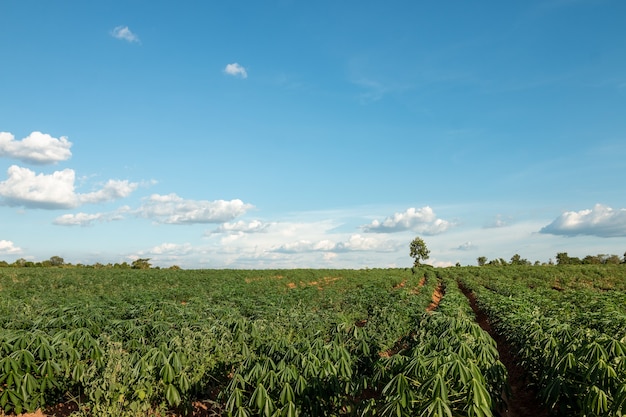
xmin=111 ymin=26 xmax=140 ymax=43
xmin=271 ymin=234 xmax=397 ymax=254
xmin=0 ymin=131 xmax=72 ymax=165
xmin=224 ymin=63 xmax=248 ymax=78
xmin=362 ymin=206 xmax=453 ymax=234
xmin=455 ymin=241 xmax=476 ymax=251
xmin=207 ymin=220 xmax=270 ymax=235
xmin=0 ymin=166 xmax=79 ymax=209
xmin=136 ymin=193 xmax=253 ymax=224
xmin=145 ymin=242 xmax=193 ymax=256
xmin=132 ymin=242 xmax=194 ymax=267
xmin=0 ymin=239 xmax=22 ymax=254
xmin=54 ymin=206 xmax=130 ymax=227
xmin=540 ymin=204 xmax=626 ymax=237
xmin=53 ymin=212 xmax=106 ymax=227
xmin=79 ymin=180 xmax=138 ymax=204
xmin=0 ymin=165 xmax=139 ymax=209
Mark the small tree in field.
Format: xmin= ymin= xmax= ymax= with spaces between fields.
xmin=131 ymin=258 xmax=152 ymax=269
xmin=409 ymin=237 xmax=430 ymax=267
xmin=49 ymin=256 xmax=65 ymax=266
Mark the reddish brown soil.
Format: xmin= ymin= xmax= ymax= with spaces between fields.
xmin=418 ymin=276 xmax=426 ymax=287
xmin=458 ymin=284 xmax=551 ymax=417
xmin=410 ymin=276 xmax=427 ymax=295
xmin=393 ymin=279 xmax=407 ymax=289
xmin=426 ymin=283 xmax=444 ymax=311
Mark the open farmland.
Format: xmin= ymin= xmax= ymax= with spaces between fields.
xmin=1 ymin=265 xmax=626 ymax=416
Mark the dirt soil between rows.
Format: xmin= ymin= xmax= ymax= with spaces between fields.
xmin=458 ymin=283 xmax=551 ymax=417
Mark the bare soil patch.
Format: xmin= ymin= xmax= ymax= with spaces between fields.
xmin=393 ymin=279 xmax=407 ymax=289
xmin=425 ymin=283 xmax=444 ymax=312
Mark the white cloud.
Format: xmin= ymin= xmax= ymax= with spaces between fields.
xmin=136 ymin=193 xmax=253 ymax=224
xmin=0 ymin=166 xmax=78 ymax=209
xmin=146 ymin=242 xmax=193 ymax=256
xmin=455 ymin=241 xmax=476 ymax=251
xmin=0 ymin=131 xmax=72 ymax=165
xmin=0 ymin=165 xmax=138 ymax=209
xmin=0 ymin=240 xmax=22 ymax=254
xmin=540 ymin=204 xmax=626 ymax=237
xmin=54 ymin=206 xmax=131 ymax=227
xmin=111 ymin=26 xmax=140 ymax=43
xmin=362 ymin=206 xmax=453 ymax=234
xmin=78 ymin=180 xmax=138 ymax=204
xmin=271 ymin=233 xmax=397 ymax=254
xmin=132 ymin=242 xmax=194 ymax=267
xmin=224 ymin=63 xmax=248 ymax=78
xmin=207 ymin=219 xmax=270 ymax=235
xmin=53 ymin=212 xmax=106 ymax=226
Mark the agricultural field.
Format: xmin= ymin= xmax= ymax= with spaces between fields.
xmin=0 ymin=265 xmax=625 ymax=416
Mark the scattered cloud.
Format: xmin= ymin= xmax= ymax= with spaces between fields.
xmin=207 ymin=220 xmax=271 ymax=235
xmin=144 ymin=242 xmax=193 ymax=256
xmin=0 ymin=165 xmax=139 ymax=209
xmin=271 ymin=234 xmax=397 ymax=254
xmin=0 ymin=166 xmax=80 ymax=209
xmin=54 ymin=206 xmax=130 ymax=227
xmin=0 ymin=131 xmax=72 ymax=165
xmin=53 ymin=212 xmax=107 ymax=227
xmin=224 ymin=63 xmax=248 ymax=78
xmin=136 ymin=193 xmax=253 ymax=224
xmin=362 ymin=206 xmax=453 ymax=235
xmin=133 ymin=242 xmax=195 ymax=267
xmin=540 ymin=203 xmax=626 ymax=237
xmin=79 ymin=180 xmax=138 ymax=204
xmin=455 ymin=241 xmax=476 ymax=251
xmin=111 ymin=26 xmax=140 ymax=43
xmin=0 ymin=239 xmax=22 ymax=254
xmin=485 ymin=214 xmax=509 ymax=228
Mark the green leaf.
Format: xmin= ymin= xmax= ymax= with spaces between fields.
xmin=279 ymin=383 xmax=295 ymax=405
xmin=586 ymin=386 xmax=608 ymax=415
xmin=165 ymin=383 xmax=181 ymax=406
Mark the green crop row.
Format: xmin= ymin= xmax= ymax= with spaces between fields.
xmin=0 ymin=267 xmax=513 ymax=416
xmin=455 ymin=268 xmax=626 ymax=416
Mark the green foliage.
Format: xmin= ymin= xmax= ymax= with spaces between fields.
xmin=409 ymin=237 xmax=430 ymax=267
xmin=48 ymin=256 xmax=64 ymax=267
xmin=131 ymin=258 xmax=152 ymax=270
xmin=2 ymin=265 xmax=624 ymax=415
xmin=451 ymin=265 xmax=626 ymax=416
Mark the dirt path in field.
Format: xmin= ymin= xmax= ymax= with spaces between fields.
xmin=426 ymin=282 xmax=444 ymax=312
xmin=458 ymin=283 xmax=550 ymax=417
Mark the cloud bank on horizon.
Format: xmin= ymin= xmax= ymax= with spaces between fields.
xmin=1 ymin=1 xmax=625 ymax=267
xmin=1 ymin=129 xmax=624 ymax=266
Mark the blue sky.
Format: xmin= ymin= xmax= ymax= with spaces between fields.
xmin=1 ymin=0 xmax=625 ymax=268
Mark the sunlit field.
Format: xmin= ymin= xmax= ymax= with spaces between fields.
xmin=1 ymin=265 xmax=625 ymax=416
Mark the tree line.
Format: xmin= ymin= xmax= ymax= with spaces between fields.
xmin=0 ymin=257 xmax=181 ymax=270
xmin=477 ymin=252 xmax=626 ymax=266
